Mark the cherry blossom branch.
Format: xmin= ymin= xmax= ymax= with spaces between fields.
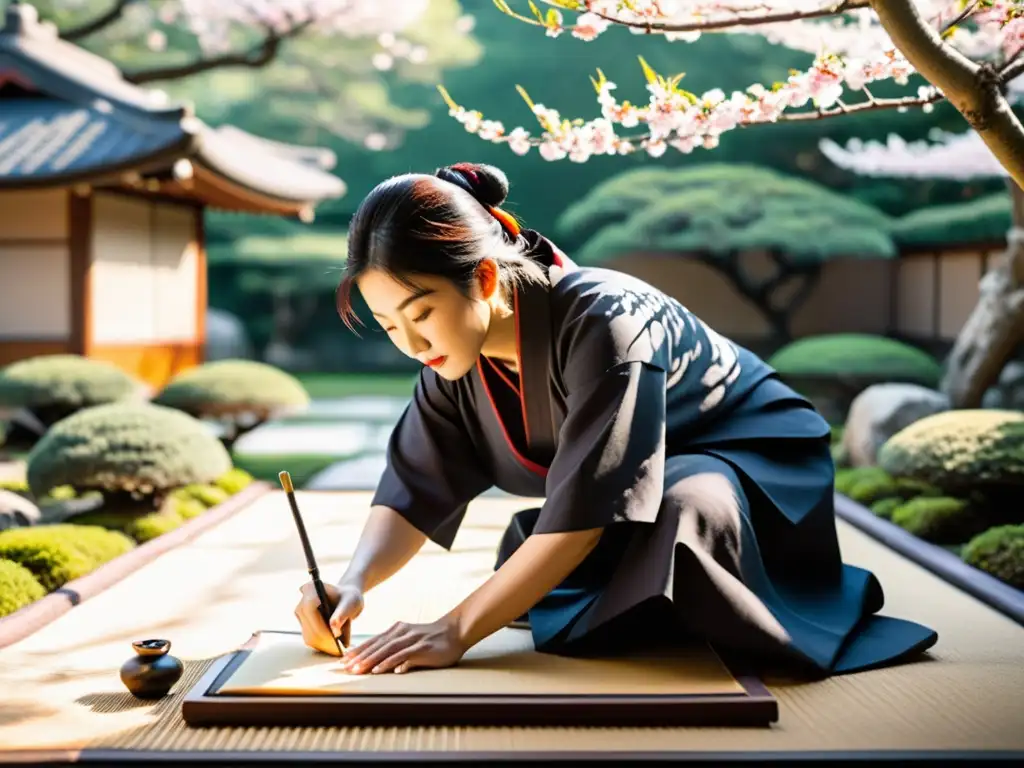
xmin=124 ymin=18 xmax=315 ymax=84
xmin=870 ymin=0 xmax=1024 ymax=189
xmin=581 ymin=0 xmax=872 ymax=35
xmin=60 ymin=0 xmax=139 ymax=41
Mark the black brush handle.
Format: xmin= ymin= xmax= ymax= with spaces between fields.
xmin=279 ymin=471 xmax=346 ymax=655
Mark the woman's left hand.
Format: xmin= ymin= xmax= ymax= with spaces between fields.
xmin=340 ymin=615 xmax=467 ymax=675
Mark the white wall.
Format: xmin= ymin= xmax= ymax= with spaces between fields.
xmin=0 ymin=190 xmax=70 ymax=339
xmin=90 ymin=192 xmax=198 ymax=344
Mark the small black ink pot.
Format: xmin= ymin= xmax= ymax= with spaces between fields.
xmin=120 ymin=639 xmax=184 ymax=699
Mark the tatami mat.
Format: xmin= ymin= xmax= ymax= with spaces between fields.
xmin=0 ymin=490 xmax=1021 ymax=758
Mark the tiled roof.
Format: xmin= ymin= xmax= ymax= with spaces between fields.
xmin=0 ymin=99 xmax=189 ymax=184
xmin=0 ymin=3 xmax=345 ymax=204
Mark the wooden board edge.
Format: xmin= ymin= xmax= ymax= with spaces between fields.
xmin=181 ymin=648 xmax=777 ymax=729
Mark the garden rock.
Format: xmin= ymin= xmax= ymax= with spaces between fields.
xmin=843 ymin=383 xmax=950 ymax=467
xmin=0 ymin=489 xmax=40 ymax=531
xmin=981 ymin=361 xmax=1024 ymax=410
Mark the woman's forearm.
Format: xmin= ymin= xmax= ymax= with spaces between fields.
xmin=338 ymin=505 xmax=428 ymax=593
xmin=445 ymin=527 xmax=604 ymax=649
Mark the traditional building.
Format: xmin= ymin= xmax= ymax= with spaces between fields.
xmin=0 ymin=3 xmax=345 ymax=387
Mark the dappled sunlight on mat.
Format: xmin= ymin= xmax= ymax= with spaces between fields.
xmin=218 ymin=629 xmax=743 ymax=697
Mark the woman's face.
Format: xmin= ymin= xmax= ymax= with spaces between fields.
xmin=356 ymin=264 xmax=496 ymax=381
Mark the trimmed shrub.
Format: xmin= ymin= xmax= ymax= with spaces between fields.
xmin=961 ymin=524 xmax=1024 ymax=590
xmin=890 ymin=496 xmax=991 ymax=545
xmin=877 ymin=409 xmax=1024 ymax=493
xmin=25 ymin=402 xmax=233 ymax=499
xmin=153 ymin=360 xmax=310 ymax=419
xmin=0 ymin=355 xmax=141 ymax=425
xmin=0 ymin=558 xmax=46 ymax=618
xmin=870 ymin=497 xmax=903 ymax=520
xmin=768 ymin=334 xmax=942 ymax=386
xmin=0 ymin=524 xmax=134 ymax=591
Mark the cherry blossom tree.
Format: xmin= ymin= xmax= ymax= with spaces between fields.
xmin=822 ymin=127 xmax=1024 ymax=409
xmin=438 ymin=0 xmax=1024 ymax=409
xmin=439 ymin=1 xmax=1024 ymax=187
xmin=21 ymin=0 xmax=479 ymax=148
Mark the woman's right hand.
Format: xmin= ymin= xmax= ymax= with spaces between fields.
xmin=295 ymin=581 xmax=365 ymax=656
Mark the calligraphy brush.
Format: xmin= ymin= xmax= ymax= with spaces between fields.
xmin=278 ymin=471 xmax=346 ymax=656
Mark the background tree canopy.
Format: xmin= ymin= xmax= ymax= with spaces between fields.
xmin=560 ymin=164 xmax=897 ymax=341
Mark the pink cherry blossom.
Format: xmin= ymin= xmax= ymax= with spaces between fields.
xmin=442 ymin=0 xmax=1021 ymax=162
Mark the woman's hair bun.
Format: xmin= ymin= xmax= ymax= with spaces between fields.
xmin=435 ymin=162 xmax=509 ymax=208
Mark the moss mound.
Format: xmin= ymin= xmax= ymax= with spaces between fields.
xmin=961 ymin=524 xmax=1024 ymax=590
xmin=213 ymin=468 xmax=253 ymax=495
xmin=0 ymin=558 xmax=47 ymax=618
xmin=768 ymin=334 xmax=942 ymax=385
xmin=877 ymin=409 xmax=1024 ymax=493
xmin=870 ymin=497 xmax=903 ymax=520
xmin=154 ymin=360 xmax=310 ymax=418
xmin=25 ymin=402 xmax=233 ymax=499
xmin=174 ymin=483 xmax=230 ymax=508
xmin=0 ymin=524 xmax=134 ymax=591
xmin=0 ymin=355 xmax=141 ymax=420
xmin=890 ymin=496 xmax=991 ymax=545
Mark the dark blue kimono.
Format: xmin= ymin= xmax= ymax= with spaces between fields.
xmin=371 ymin=230 xmax=938 ymax=677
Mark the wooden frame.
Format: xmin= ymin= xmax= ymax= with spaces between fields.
xmin=181 ymin=632 xmax=778 ymax=729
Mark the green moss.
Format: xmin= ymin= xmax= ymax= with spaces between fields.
xmin=175 ymin=483 xmax=230 ymax=508
xmin=0 ymin=355 xmax=141 ymax=416
xmin=25 ymin=402 xmax=233 ymax=499
xmin=0 ymin=479 xmax=29 ymax=495
xmin=169 ymin=495 xmax=207 ymax=520
xmin=0 ymin=524 xmax=134 ymax=591
xmin=70 ymin=502 xmax=184 ymax=544
xmin=961 ymin=524 xmax=1024 ymax=590
xmin=870 ymin=497 xmax=903 ymax=520
xmin=213 ymin=468 xmax=254 ymax=495
xmin=0 ymin=558 xmax=46 ymax=618
xmin=890 ymin=497 xmax=991 ymax=545
xmin=153 ymin=360 xmax=310 ymax=417
xmin=893 ymin=477 xmax=944 ymax=499
xmin=835 ymin=466 xmax=892 ymax=496
xmin=878 ymin=409 xmax=1024 ymax=492
xmin=848 ymin=475 xmax=900 ymax=506
xmin=768 ymin=334 xmax=942 ymax=385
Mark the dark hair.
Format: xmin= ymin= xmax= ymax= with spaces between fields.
xmin=336 ymin=162 xmax=547 ymax=332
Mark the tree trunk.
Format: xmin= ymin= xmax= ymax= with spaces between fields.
xmin=940 ymin=179 xmax=1024 ymax=407
xmin=871 ymin=0 xmax=1024 ymax=190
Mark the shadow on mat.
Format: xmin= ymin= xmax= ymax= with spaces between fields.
xmin=0 ymin=700 xmax=60 ymax=727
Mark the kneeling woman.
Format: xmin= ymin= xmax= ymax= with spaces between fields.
xmin=294 ymin=162 xmax=938 ymax=677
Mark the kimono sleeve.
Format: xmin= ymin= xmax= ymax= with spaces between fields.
xmin=371 ymin=370 xmax=493 ymax=549
xmin=531 ymin=305 xmax=670 ymax=536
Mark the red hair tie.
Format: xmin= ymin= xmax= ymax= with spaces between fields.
xmin=488 ymin=205 xmax=521 ymax=238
